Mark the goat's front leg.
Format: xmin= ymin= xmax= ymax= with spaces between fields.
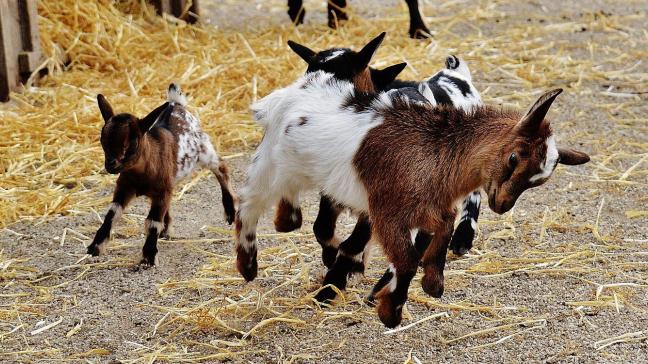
xmin=315 ymin=213 xmax=372 ymax=303
xmin=367 ymin=230 xmax=433 ymax=303
xmin=210 ymin=157 xmax=237 ymax=225
xmin=87 ymin=183 xmax=135 ymax=256
xmin=372 ymin=222 xmax=419 ymax=328
xmin=140 ymin=194 xmax=171 ymax=266
xmin=421 ymin=215 xmax=455 ymax=297
xmin=449 ymin=190 xmax=480 ymax=255
xmin=327 ymin=0 xmax=348 ymax=29
xmin=404 ymin=0 xmax=430 ymax=39
xmin=313 ymin=195 xmax=344 ymax=268
xmin=160 ymin=210 xmax=172 ymax=239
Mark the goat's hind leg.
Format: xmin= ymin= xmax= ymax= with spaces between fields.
xmin=315 ymin=213 xmax=371 ymax=303
xmin=274 ymin=193 xmax=302 ymax=233
xmin=313 ymin=195 xmax=344 ymax=268
xmin=87 ymin=183 xmax=135 ymax=256
xmin=203 ymin=143 xmax=237 ymax=225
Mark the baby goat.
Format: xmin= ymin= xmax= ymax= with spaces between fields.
xmin=239 ymin=72 xmax=589 ymax=327
xmin=87 ymin=84 xmax=237 ymax=266
xmin=284 ymin=41 xmax=485 ymax=302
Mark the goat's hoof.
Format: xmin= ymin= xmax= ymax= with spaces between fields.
xmin=139 ymin=254 xmax=159 ymax=267
xmin=376 ymin=295 xmax=404 ymax=328
xmin=225 ymin=209 xmax=236 ymax=225
xmin=236 ymin=246 xmax=258 ymax=282
xmin=86 ymin=243 xmax=105 ymax=256
xmin=421 ymin=274 xmax=444 ymax=298
xmin=315 ymin=286 xmax=338 ymax=304
xmin=449 ymin=220 xmax=475 ymax=256
xmin=409 ymin=26 xmax=431 ymax=39
xmin=365 ymin=293 xmax=378 ymax=307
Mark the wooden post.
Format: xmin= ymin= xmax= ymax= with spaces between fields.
xmin=150 ymin=0 xmax=200 ymax=23
xmin=0 ymin=0 xmax=44 ymax=102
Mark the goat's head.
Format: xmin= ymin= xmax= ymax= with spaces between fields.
xmin=287 ymin=32 xmax=404 ymax=92
xmin=485 ymin=89 xmax=590 ymax=214
xmin=97 ymin=94 xmax=169 ymax=174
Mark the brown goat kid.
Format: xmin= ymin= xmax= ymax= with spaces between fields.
xmin=87 ymin=84 xmax=237 ymax=266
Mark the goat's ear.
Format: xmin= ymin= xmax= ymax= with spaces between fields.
xmin=356 ymin=32 xmax=386 ymax=69
xmin=515 ymin=88 xmax=562 ymax=135
xmin=287 ymin=40 xmax=315 ymax=63
xmin=558 ymin=148 xmax=590 ymax=165
xmin=97 ymin=94 xmax=114 ymax=123
xmin=371 ymin=62 xmax=407 ymax=89
xmin=139 ymin=102 xmax=169 ymax=133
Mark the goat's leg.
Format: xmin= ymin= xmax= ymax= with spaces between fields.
xmin=315 ymin=213 xmax=372 ymax=302
xmin=404 ymin=0 xmax=430 ymax=39
xmin=367 ymin=230 xmax=433 ymax=304
xmin=207 ymin=155 xmax=237 ymax=225
xmin=420 ymin=216 xmax=455 ymax=297
xmin=313 ymin=195 xmax=344 ymax=268
xmin=449 ymin=191 xmax=480 ymax=256
xmin=160 ymin=210 xmax=172 ymax=239
xmin=287 ymin=0 xmax=305 ymax=25
xmin=235 ymin=192 xmax=271 ymax=282
xmin=274 ymin=192 xmax=302 ymax=233
xmin=372 ymin=222 xmax=419 ymax=328
xmin=140 ymin=193 xmax=171 ymax=266
xmin=327 ymin=0 xmax=348 ymax=29
xmin=87 ymin=183 xmax=135 ymax=256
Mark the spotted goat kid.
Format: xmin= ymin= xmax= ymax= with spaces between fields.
xmin=238 ymin=71 xmax=590 ymax=327
xmin=87 ymin=84 xmax=237 ymax=266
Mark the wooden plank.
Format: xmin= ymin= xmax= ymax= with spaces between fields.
xmin=0 ymin=0 xmax=43 ymax=102
xmin=0 ymin=1 xmax=21 ymax=102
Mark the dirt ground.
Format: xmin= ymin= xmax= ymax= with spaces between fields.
xmin=1 ymin=0 xmax=647 ymax=363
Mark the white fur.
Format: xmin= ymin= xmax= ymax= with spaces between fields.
xmin=167 ymin=83 xmax=188 ymax=106
xmin=144 ymin=219 xmax=165 ymax=233
xmin=387 ymin=263 xmax=397 ymax=293
xmin=409 ymin=228 xmax=419 ymax=245
xmin=323 ymin=50 xmax=346 ymax=62
xmin=108 ymin=202 xmax=123 ymax=221
xmin=530 ymin=135 xmax=558 ymax=183
xmin=165 ymin=86 xmax=223 ymax=182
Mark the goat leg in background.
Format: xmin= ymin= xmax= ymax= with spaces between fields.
xmin=327 ymin=0 xmax=348 ymax=28
xmin=287 ymin=0 xmax=305 ymax=25
xmin=405 ymin=0 xmax=431 ymax=38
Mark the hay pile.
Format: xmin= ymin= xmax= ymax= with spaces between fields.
xmin=1 ymin=0 xmax=647 ymax=361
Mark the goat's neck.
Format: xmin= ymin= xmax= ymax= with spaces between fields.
xmin=439 ymin=108 xmax=515 ymax=198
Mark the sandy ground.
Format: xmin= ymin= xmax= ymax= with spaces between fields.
xmin=2 ymin=0 xmax=647 ymax=363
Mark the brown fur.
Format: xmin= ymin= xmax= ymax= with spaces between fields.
xmin=352 ymin=68 xmax=375 ymax=93
xmin=353 ymin=94 xmax=589 ymax=326
xmin=274 ymin=198 xmax=303 ymax=232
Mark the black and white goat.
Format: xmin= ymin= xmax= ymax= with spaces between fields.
xmin=237 ymin=70 xmax=590 ymax=327
xmin=87 ymin=84 xmax=237 ymax=266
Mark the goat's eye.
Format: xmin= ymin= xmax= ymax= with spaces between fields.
xmin=509 ymin=153 xmax=518 ymax=168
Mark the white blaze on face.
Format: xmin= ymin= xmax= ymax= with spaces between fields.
xmin=530 ymin=135 xmax=559 ymax=183
xmin=323 ymin=50 xmax=345 ymax=62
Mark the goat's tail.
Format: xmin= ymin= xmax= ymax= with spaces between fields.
xmin=167 ymin=83 xmax=188 ymax=107
xmin=250 ymin=89 xmax=287 ymax=128
xmin=444 ymin=55 xmax=472 ymax=82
